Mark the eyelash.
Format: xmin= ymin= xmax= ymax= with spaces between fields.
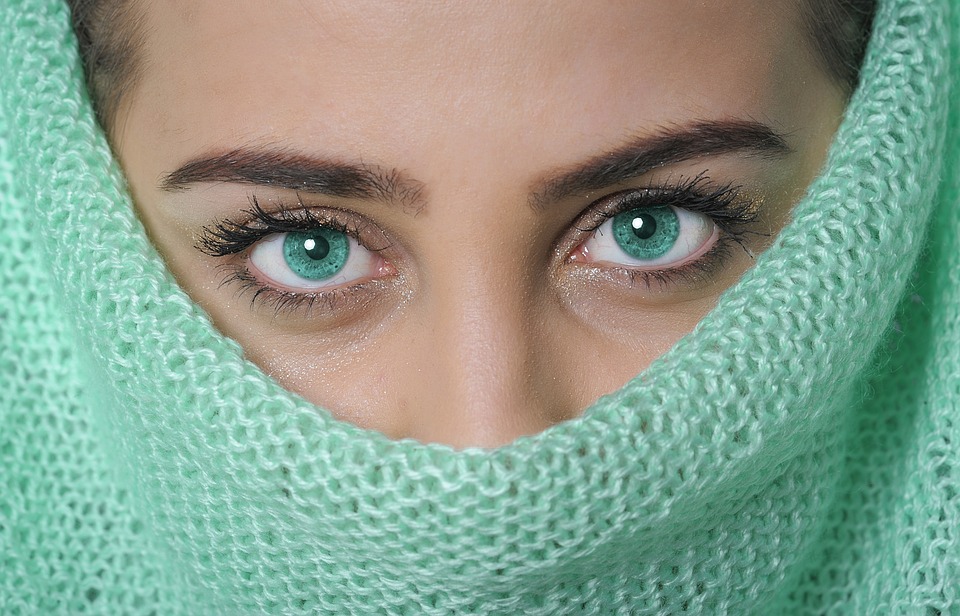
xmin=196 ymin=174 xmax=762 ymax=315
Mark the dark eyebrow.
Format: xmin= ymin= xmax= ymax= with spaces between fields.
xmin=529 ymin=119 xmax=791 ymax=207
xmin=159 ymin=148 xmax=425 ymax=207
xmin=160 ymin=119 xmax=788 ymax=211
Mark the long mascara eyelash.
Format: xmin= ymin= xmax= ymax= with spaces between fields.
xmin=576 ymin=172 xmax=761 ymax=236
xmin=196 ymin=195 xmax=350 ymax=257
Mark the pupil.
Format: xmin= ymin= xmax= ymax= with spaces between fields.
xmin=631 ymin=213 xmax=657 ymax=240
xmin=303 ymin=235 xmax=330 ymax=260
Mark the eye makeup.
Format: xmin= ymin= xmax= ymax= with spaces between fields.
xmin=196 ymin=196 xmax=400 ymax=316
xmin=194 ymin=172 xmax=766 ymax=318
xmin=564 ymin=173 xmax=764 ymax=291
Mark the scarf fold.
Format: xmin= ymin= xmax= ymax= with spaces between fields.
xmin=1 ymin=0 xmax=958 ymax=613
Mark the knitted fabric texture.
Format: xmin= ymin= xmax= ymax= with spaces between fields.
xmin=1 ymin=0 xmax=958 ymax=614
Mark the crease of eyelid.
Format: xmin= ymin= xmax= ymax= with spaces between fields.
xmin=215 ymin=262 xmax=389 ymax=318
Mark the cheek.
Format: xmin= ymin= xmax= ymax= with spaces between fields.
xmin=239 ymin=319 xmax=423 ymax=440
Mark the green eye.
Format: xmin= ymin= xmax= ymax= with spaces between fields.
xmin=611 ymin=206 xmax=680 ymax=260
xmin=282 ymin=229 xmax=350 ymax=280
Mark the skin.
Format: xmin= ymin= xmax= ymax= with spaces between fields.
xmin=114 ymin=1 xmax=846 ymax=448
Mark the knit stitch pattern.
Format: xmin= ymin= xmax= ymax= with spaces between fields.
xmin=0 ymin=0 xmax=957 ymax=614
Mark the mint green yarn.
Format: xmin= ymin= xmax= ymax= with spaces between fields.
xmin=1 ymin=1 xmax=958 ymax=615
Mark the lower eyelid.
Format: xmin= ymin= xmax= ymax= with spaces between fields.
xmin=218 ymin=263 xmax=380 ymax=317
xmin=572 ymin=234 xmax=739 ymax=294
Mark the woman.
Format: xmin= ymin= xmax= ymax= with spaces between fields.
xmin=73 ymin=1 xmax=864 ymax=449
xmin=1 ymin=0 xmax=957 ymax=613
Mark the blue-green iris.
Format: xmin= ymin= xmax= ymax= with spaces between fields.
xmin=282 ymin=229 xmax=349 ymax=280
xmin=611 ymin=206 xmax=680 ymax=260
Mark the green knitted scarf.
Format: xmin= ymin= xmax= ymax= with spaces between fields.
xmin=2 ymin=0 xmax=958 ymax=613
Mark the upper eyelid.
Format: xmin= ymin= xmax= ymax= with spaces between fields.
xmin=573 ymin=176 xmax=752 ymax=232
xmin=196 ymin=196 xmax=393 ymax=256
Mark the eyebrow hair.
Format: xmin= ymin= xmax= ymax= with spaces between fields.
xmin=159 ymin=119 xmax=789 ymax=211
xmin=529 ymin=119 xmax=791 ymax=207
xmin=159 ymin=148 xmax=426 ymax=208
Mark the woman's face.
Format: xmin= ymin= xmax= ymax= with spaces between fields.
xmin=116 ymin=1 xmax=845 ymax=448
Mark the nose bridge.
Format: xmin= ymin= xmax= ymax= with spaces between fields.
xmin=446 ymin=264 xmax=528 ymax=388
xmin=411 ymin=257 xmax=561 ymax=448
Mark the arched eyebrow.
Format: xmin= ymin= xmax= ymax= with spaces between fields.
xmin=528 ymin=119 xmax=791 ymax=208
xmin=159 ymin=149 xmax=426 ymax=208
xmin=159 ymin=119 xmax=790 ymax=210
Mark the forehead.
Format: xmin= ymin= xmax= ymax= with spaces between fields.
xmin=121 ymin=1 xmax=815 ymax=176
